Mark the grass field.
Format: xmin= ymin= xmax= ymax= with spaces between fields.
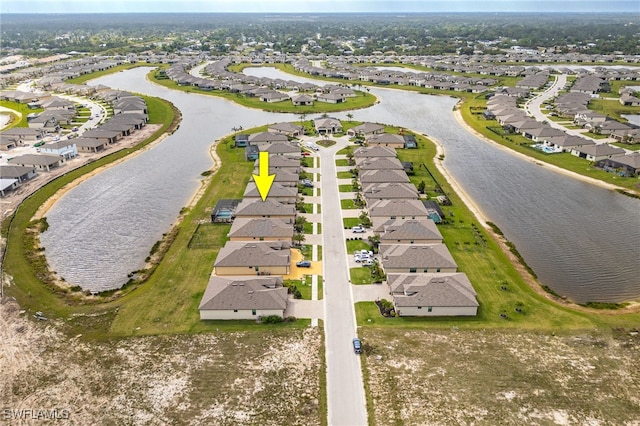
xmin=0 ymin=100 xmax=43 ymax=127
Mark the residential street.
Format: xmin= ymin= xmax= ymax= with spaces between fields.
xmin=319 ymin=137 xmax=369 ymax=426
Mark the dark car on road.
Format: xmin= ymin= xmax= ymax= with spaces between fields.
xmin=352 ymin=338 xmax=362 ymax=354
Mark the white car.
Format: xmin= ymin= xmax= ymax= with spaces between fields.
xmin=351 ymin=226 xmax=365 ymax=233
xmin=361 ymin=259 xmax=374 ymax=267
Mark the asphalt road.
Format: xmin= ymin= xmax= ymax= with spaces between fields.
xmin=320 ymin=138 xmax=368 ymax=426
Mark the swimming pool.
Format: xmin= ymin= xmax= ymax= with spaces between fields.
xmin=533 ymin=144 xmax=557 ymax=154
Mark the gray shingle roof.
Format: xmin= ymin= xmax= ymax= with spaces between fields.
xmin=234 ymin=198 xmax=296 ymax=218
xmin=356 ymin=156 xmax=404 ymax=170
xmin=363 ymin=182 xmax=419 ymax=201
xmin=353 ymin=146 xmax=397 ymax=158
xmin=199 ymin=276 xmax=288 ymax=311
xmin=389 ymin=273 xmax=478 ymax=308
xmin=359 ymin=169 xmax=410 ymax=184
xmin=368 ymin=199 xmax=429 ymax=218
xmin=228 ymin=218 xmax=294 ymax=239
xmin=214 ymin=241 xmax=291 ymax=268
xmin=380 ymin=244 xmax=457 ymax=269
xmin=379 ymin=219 xmax=443 ymax=242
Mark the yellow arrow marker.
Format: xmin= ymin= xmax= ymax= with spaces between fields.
xmin=252 ymin=151 xmax=276 ymax=201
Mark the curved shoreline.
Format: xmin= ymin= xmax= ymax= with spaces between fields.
xmin=453 ymin=107 xmax=637 ymax=195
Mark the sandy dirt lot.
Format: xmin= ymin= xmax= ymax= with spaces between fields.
xmin=0 ymin=298 xmax=323 ymax=425
xmin=361 ymin=327 xmax=640 ymax=426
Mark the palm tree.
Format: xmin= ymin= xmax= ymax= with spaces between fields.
xmin=293 ymin=232 xmax=306 ymax=246
xmin=294 ymin=215 xmax=308 ymax=232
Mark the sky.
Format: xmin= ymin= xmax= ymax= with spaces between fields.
xmin=1 ymin=0 xmax=639 ymax=14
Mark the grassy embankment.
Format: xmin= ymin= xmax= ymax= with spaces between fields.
xmin=0 ymin=100 xmax=42 ymax=128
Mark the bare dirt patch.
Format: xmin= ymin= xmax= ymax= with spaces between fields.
xmin=0 ymin=299 xmax=323 ymax=425
xmin=361 ymin=328 xmax=640 ymax=425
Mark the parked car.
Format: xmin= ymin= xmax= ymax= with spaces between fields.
xmin=301 ymin=151 xmax=311 ymax=156
xmin=361 ymin=259 xmax=374 ymax=267
xmin=301 ymin=179 xmax=314 ymax=188
xmin=296 ymin=260 xmax=312 ymax=268
xmin=355 ymin=250 xmax=373 ymax=257
xmin=351 ymin=226 xmax=365 ymax=233
xmin=352 ymin=338 xmax=362 ymax=354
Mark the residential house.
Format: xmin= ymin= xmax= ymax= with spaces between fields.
xmin=542 ymin=135 xmax=595 ymax=152
xmin=0 ymin=165 xmax=37 ymax=183
xmin=81 ymin=129 xmax=121 ymax=144
xmin=355 ymin=156 xmax=404 ymax=170
xmin=251 ymin=168 xmax=299 ymax=187
xmin=353 ymin=145 xmax=397 ymax=159
xmin=379 ymin=244 xmax=458 ymax=274
xmin=268 ymin=122 xmax=305 ymax=137
xmin=248 ymin=132 xmax=289 ymax=145
xmin=362 ymin=182 xmax=419 ymax=203
xmin=199 ymin=276 xmax=288 ymax=320
xmin=595 ymin=152 xmax=640 ymax=176
xmin=359 ymin=169 xmax=410 ymax=185
xmin=314 ymin=117 xmax=342 ymax=134
xmin=228 ymin=218 xmax=294 ymax=242
xmin=260 ymin=91 xmax=289 ymax=103
xmin=233 ymin=198 xmax=297 ymax=221
xmin=0 ymin=128 xmax=45 ymax=144
xmin=368 ymin=199 xmax=430 ymax=228
xmin=254 ymin=155 xmax=300 ymax=173
xmin=243 ymin=182 xmax=298 ymax=204
xmin=39 ymin=140 xmax=77 ymax=160
xmin=258 ymin=141 xmax=301 ymax=157
xmin=377 ymin=219 xmax=443 ymax=245
xmin=620 ymin=93 xmax=640 ymax=107
xmin=213 ymin=241 xmax=291 ymax=276
xmin=365 ymin=133 xmax=406 ymax=149
xmin=389 ymin=273 xmax=478 ymax=317
xmin=291 ymin=94 xmax=314 ymax=106
xmin=347 ymin=122 xmax=385 ymax=137
xmin=316 ymin=92 xmax=345 ymax=103
xmin=8 ymin=153 xmax=64 ymax=171
xmin=74 ymin=137 xmax=108 ymax=153
xmin=571 ymin=143 xmax=626 ymax=161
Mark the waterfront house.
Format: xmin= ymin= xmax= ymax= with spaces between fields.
xmin=213 ymin=241 xmax=291 ymax=276
xmin=379 ymin=244 xmax=458 ymax=274
xmin=228 ymin=217 xmax=294 ymax=242
xmin=377 ymin=219 xmax=443 ymax=245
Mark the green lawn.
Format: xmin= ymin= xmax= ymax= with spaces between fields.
xmin=339 ymin=184 xmax=356 ymax=192
xmin=343 ymin=218 xmax=362 ymax=229
xmin=0 ymin=100 xmax=42 ymax=127
xmin=345 ymin=239 xmax=374 ymax=254
xmin=335 ymin=159 xmax=350 ymax=167
xmin=350 ymin=267 xmax=378 ymax=285
xmin=336 ymin=171 xmax=354 ymax=179
xmin=340 ymin=199 xmax=358 ymax=209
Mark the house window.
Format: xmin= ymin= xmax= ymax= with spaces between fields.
xmin=252 ymin=309 xmax=257 ymax=315
xmin=234 ymin=309 xmax=238 ymax=312
xmin=428 ymin=307 xmax=433 ymax=312
xmin=418 ymin=306 xmax=422 ymax=309
xmin=436 ymin=268 xmax=441 ymax=272
xmin=391 ymin=216 xmax=396 ymax=219
xmin=259 ymin=237 xmax=265 ymax=241
xmin=410 ymin=240 xmax=414 ymax=244
xmin=409 ymin=268 xmax=417 ymax=273
xmin=423 ymin=268 xmax=428 ymax=273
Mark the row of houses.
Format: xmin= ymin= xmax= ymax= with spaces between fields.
xmin=199 ymin=136 xmax=309 ymax=320
xmin=485 ymin=94 xmax=640 ymax=176
xmin=351 ymin=144 xmax=479 ymax=317
xmin=0 ymin=88 xmax=148 ymax=197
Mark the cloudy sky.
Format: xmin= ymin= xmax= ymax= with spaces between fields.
xmin=1 ymin=0 xmax=638 ymax=13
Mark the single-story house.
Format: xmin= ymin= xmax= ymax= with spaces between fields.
xmin=0 ymin=128 xmax=45 ymax=143
xmin=81 ymin=129 xmax=121 ymax=144
xmin=570 ymin=143 xmax=626 ymax=162
xmin=389 ymin=273 xmax=478 ymax=317
xmin=314 ymin=117 xmax=343 ymax=134
xmin=377 ymin=219 xmax=443 ymax=245
xmin=379 ymin=243 xmax=458 ymax=274
xmin=8 ymin=154 xmax=65 ymax=171
xmin=213 ymin=241 xmax=291 ymax=276
xmin=353 ymin=146 xmax=397 ymax=159
xmin=595 ymin=152 xmax=640 ymax=176
xmin=258 ymin=141 xmax=301 ymax=157
xmin=368 ymin=199 xmax=431 ymax=228
xmin=359 ymin=169 xmax=410 ymax=185
xmin=254 ymin=155 xmax=300 ymax=173
xmin=251 ymin=168 xmax=299 ymax=187
xmin=243 ymin=182 xmax=298 ymax=204
xmin=248 ymin=132 xmax=289 ymax=145
xmin=347 ymin=122 xmax=385 ymax=137
xmin=362 ymin=182 xmax=419 ymax=203
xmin=0 ymin=165 xmax=37 ymax=183
xmin=260 ymin=91 xmax=289 ymax=103
xmin=291 ymin=94 xmax=314 ymax=106
xmin=74 ymin=137 xmax=109 ymax=153
xmin=355 ymin=156 xmax=404 ymax=170
xmin=0 ymin=178 xmax=19 ymax=196
xmin=228 ymin=217 xmax=294 ymax=242
xmin=199 ymin=276 xmax=288 ymax=320
xmin=233 ymin=198 xmax=297 ymax=221
xmin=316 ymin=92 xmax=346 ymax=103
xmin=268 ymin=122 xmax=305 ymax=137
xmin=365 ymin=133 xmax=405 ymax=149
